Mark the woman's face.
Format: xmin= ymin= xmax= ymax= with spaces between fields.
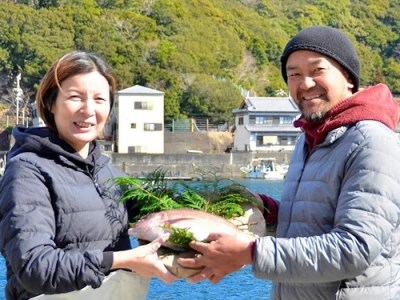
xmin=51 ymin=71 xmax=110 ymax=156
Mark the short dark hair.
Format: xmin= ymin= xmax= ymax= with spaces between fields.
xmin=36 ymin=51 xmax=116 ymax=133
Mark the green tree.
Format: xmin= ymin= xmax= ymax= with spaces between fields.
xmin=383 ymin=58 xmax=400 ymax=92
xmin=0 ymin=0 xmax=399 ymax=125
xmin=181 ymin=75 xmax=242 ymax=123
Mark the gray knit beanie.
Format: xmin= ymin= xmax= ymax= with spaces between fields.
xmin=280 ymin=25 xmax=360 ymax=92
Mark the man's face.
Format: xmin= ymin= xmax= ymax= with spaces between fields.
xmin=286 ymin=50 xmax=354 ymax=122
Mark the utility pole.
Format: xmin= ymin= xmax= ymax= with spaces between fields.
xmin=13 ymin=73 xmax=23 ymax=125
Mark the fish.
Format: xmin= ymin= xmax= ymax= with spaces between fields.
xmin=129 ymin=208 xmax=261 ymax=278
xmin=128 ymin=208 xmax=242 ymax=252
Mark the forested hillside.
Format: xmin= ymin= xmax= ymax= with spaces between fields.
xmin=0 ymin=0 xmax=399 ymax=124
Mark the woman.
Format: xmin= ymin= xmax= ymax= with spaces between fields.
xmin=0 ymin=51 xmax=177 ymax=300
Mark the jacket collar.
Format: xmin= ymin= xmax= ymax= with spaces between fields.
xmin=294 ymin=84 xmax=399 ymax=152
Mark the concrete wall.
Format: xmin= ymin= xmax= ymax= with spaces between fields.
xmin=109 ymin=151 xmax=292 ymax=179
xmin=164 ymin=131 xmax=233 ymax=154
xmin=108 ymin=131 xmax=293 ymax=179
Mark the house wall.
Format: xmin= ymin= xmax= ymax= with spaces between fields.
xmin=116 ymin=93 xmax=164 ymax=154
xmin=234 ymin=119 xmax=251 ymax=151
xmin=233 ymin=130 xmax=250 ymax=151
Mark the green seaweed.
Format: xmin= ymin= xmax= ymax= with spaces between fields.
xmin=163 ymin=225 xmax=197 ymax=247
xmin=113 ymin=167 xmax=259 ymax=222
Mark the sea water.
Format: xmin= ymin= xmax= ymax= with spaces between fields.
xmin=0 ymin=179 xmax=283 ymax=300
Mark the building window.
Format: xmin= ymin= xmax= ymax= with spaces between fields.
xmin=250 ymin=116 xmax=271 ymax=125
xmin=250 ymin=115 xmax=294 ymax=125
xmin=280 ymin=136 xmax=295 ymax=145
xmin=144 ymin=123 xmax=162 ymax=131
xmin=255 ymin=116 xmax=268 ymax=124
xmin=280 ymin=116 xmax=293 ymax=124
xmin=257 ymin=135 xmax=278 ymax=146
xmin=134 ymin=101 xmax=153 ymax=110
xmin=250 ymin=115 xmax=279 ymax=125
xmin=103 ymin=144 xmax=113 ymax=151
xmin=131 ymin=123 xmax=136 ymax=129
xmin=128 ymin=146 xmax=142 ymax=153
xmin=238 ymin=117 xmax=244 ymax=125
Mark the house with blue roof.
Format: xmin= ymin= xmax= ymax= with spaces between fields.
xmin=232 ymin=96 xmax=301 ymax=152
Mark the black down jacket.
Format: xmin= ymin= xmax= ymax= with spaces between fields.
xmin=0 ymin=127 xmax=132 ymax=300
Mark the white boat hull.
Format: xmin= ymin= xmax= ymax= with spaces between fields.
xmin=240 ymin=158 xmax=287 ymax=180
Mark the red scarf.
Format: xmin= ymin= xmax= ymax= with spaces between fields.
xmin=294 ymin=84 xmax=400 ymax=153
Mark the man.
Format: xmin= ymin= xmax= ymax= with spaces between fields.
xmin=178 ymin=25 xmax=400 ymax=299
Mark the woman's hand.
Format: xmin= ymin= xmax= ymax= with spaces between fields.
xmin=112 ymin=234 xmax=178 ymax=283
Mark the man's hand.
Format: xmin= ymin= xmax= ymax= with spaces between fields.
xmin=177 ymin=232 xmax=255 ymax=284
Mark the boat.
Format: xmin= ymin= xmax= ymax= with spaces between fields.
xmin=240 ymin=157 xmax=287 ymax=180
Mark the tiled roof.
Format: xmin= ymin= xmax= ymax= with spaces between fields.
xmin=239 ymin=97 xmax=299 ymax=112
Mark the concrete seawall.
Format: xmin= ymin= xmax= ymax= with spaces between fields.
xmin=109 ymin=151 xmax=292 ymax=179
xmin=108 ymin=131 xmax=293 ymax=179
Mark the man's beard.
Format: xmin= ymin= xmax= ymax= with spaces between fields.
xmin=302 ymin=110 xmax=326 ymax=123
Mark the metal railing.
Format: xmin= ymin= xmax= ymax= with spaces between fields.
xmin=165 ymin=118 xmax=231 ymax=132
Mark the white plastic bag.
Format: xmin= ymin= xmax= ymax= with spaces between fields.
xmin=31 ymin=270 xmax=150 ymax=300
